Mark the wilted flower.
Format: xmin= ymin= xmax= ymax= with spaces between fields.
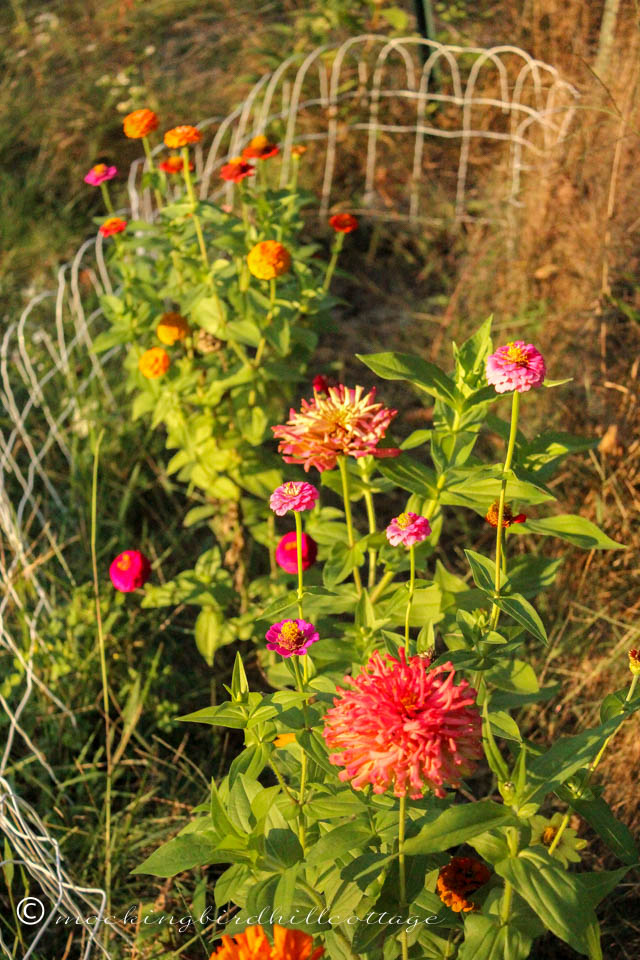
xmin=530 ymin=813 xmax=587 ymax=867
xmin=196 ymin=330 xmax=224 ymax=355
xmin=269 ymin=482 xmax=319 ymax=516
xmin=219 ymin=156 xmax=255 ymax=182
xmin=156 ymin=312 xmax=190 ymax=345
xmin=247 ymin=241 xmax=291 ymax=280
xmin=485 ymin=500 xmax=526 ymax=528
xmin=210 ymin=924 xmax=324 ymax=960
xmin=323 ymin=651 xmax=482 ymax=798
xmin=164 ymin=125 xmax=202 ymax=149
xmin=275 ymin=531 xmax=318 ymax=574
xmin=241 ymin=134 xmax=279 ymax=160
xmin=138 ymin=347 xmax=170 ymax=379
xmin=158 ymin=157 xmax=193 ymax=174
xmin=272 ymin=385 xmax=400 ymax=473
xmin=84 ymin=164 xmax=117 ymax=185
xmin=99 ymin=217 xmax=127 ymax=237
xmin=436 ymin=857 xmax=491 ymax=913
xmin=123 ymin=108 xmax=158 ymax=139
xmin=629 ymin=649 xmax=640 ymax=676
xmin=109 ymin=550 xmax=151 ymax=592
xmin=329 ymin=213 xmax=358 ymax=233
xmin=486 ymin=341 xmax=546 ymax=394
xmin=386 ymin=512 xmax=431 ymax=547
xmin=266 ymin=619 xmax=319 ymax=658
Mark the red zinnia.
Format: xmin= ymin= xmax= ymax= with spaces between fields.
xmin=219 ymin=156 xmax=255 ymax=182
xmin=275 ymin=532 xmax=318 ymax=573
xmin=436 ymin=857 xmax=491 ymax=913
xmin=158 ymin=157 xmax=194 ymax=173
xmin=241 ymin=134 xmax=279 ymax=160
xmin=329 ymin=213 xmax=358 ymax=233
xmin=99 ymin=217 xmax=127 ymax=237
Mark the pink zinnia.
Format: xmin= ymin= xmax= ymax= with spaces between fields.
xmin=84 ymin=163 xmax=117 ymax=185
xmin=485 ymin=341 xmax=546 ymax=394
xmin=272 ymin=385 xmax=400 ymax=473
xmin=275 ymin=531 xmax=318 ymax=573
xmin=266 ymin=619 xmax=319 ymax=657
xmin=323 ymin=651 xmax=482 ymax=799
xmin=109 ymin=550 xmax=151 ymax=592
xmin=269 ymin=481 xmax=319 ymax=516
xmin=386 ymin=512 xmax=431 ymax=547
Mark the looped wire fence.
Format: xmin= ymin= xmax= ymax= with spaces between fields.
xmin=0 ymin=35 xmax=579 ymax=959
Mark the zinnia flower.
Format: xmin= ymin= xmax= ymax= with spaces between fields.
xmin=241 ymin=134 xmax=279 ymax=160
xmin=99 ymin=217 xmax=127 ymax=237
xmin=486 ymin=341 xmax=546 ymax=394
xmin=275 ymin=531 xmax=318 ymax=573
xmin=84 ymin=163 xmax=117 ymax=185
xmin=272 ymin=385 xmax=400 ymax=473
xmin=291 ymin=144 xmax=307 ymax=157
xmin=266 ymin=619 xmax=319 ymax=658
xmin=156 ymin=312 xmax=190 ymax=345
xmin=323 ymin=651 xmax=482 ymax=799
xmin=158 ymin=157 xmax=194 ymax=173
xmin=386 ymin=512 xmax=431 ymax=547
xmin=629 ymin=649 xmax=640 ymax=675
xmin=436 ymin=857 xmax=491 ymax=913
xmin=485 ymin=500 xmax=526 ymax=528
xmin=109 ymin=550 xmax=151 ymax=592
xmin=530 ymin=813 xmax=587 ymax=868
xmin=219 ymin=156 xmax=255 ymax=182
xmin=209 ymin=924 xmax=324 ymax=960
xmin=164 ymin=125 xmax=202 ymax=149
xmin=329 ymin=213 xmax=358 ymax=233
xmin=123 ymin=108 xmax=158 ymax=139
xmin=269 ymin=482 xmax=319 ymax=516
xmin=247 ymin=241 xmax=291 ymax=281
xmin=312 ymin=375 xmax=330 ymax=395
xmin=139 ymin=347 xmax=170 ymax=379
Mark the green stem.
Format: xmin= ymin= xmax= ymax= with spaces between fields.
xmin=142 ymin=135 xmax=163 ymax=211
xmin=181 ymin=146 xmax=209 ymax=272
xmin=500 ymin=827 xmax=519 ymax=924
xmin=490 ymin=390 xmax=520 ymax=630
xmin=398 ymin=795 xmax=409 ymax=960
xmin=404 ymin=545 xmax=416 ymax=656
xmin=338 ymin=456 xmax=362 ymax=595
xmin=100 ymin=182 xmax=114 ymax=214
xmin=294 ymin=511 xmax=304 ymax=620
xmin=323 ymin=231 xmax=345 ymax=292
xmin=359 ymin=462 xmax=378 ymax=589
xmin=370 ymin=569 xmax=394 ymax=604
xmin=289 ymin=653 xmax=308 ymax=850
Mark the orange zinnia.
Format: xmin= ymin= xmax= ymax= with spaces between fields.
xmin=209 ymin=924 xmax=324 ymax=960
xmin=436 ymin=857 xmax=490 ymax=913
xmin=164 ymin=125 xmax=202 ymax=149
xmin=247 ymin=241 xmax=291 ymax=280
xmin=123 ymin=108 xmax=158 ymax=139
xmin=158 ymin=156 xmax=194 ymax=174
xmin=138 ymin=347 xmax=170 ymax=379
xmin=241 ymin=134 xmax=279 ymax=161
xmin=156 ymin=312 xmax=190 ymax=345
xmin=99 ymin=217 xmax=127 ymax=237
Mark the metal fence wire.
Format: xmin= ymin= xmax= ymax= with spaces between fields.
xmin=0 ymin=35 xmax=579 ymax=959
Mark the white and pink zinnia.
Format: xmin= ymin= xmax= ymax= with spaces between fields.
xmin=485 ymin=341 xmax=546 ymax=394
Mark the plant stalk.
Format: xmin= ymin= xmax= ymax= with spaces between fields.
xmin=338 ymin=456 xmax=362 ymax=595
xmin=490 ymin=390 xmax=520 ymax=629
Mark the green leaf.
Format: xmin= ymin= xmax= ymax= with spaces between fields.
xmin=231 ymin=652 xmax=250 ymax=699
xmin=264 ymin=827 xmax=303 ymax=870
xmin=378 ymin=6 xmax=410 ymax=31
xmin=464 ymin=551 xmax=547 ymax=643
xmin=191 ymin=295 xmax=228 ymax=334
xmin=133 ymin=830 xmax=216 ymax=877
xmin=457 ymin=914 xmax=532 ymax=960
xmin=442 ymin=465 xmax=554 ymax=509
xmin=357 ymin=352 xmax=459 ymax=406
xmin=194 ymin=606 xmax=224 ymax=667
xmin=489 ymin=710 xmax=522 ymax=742
xmin=403 ymin=801 xmax=518 ymax=856
xmin=564 ymin=795 xmax=638 ymax=865
xmin=377 ymin=456 xmax=438 ymax=499
xmin=179 ymin=701 xmax=248 ymax=729
xmin=511 ymin=514 xmax=625 ymax=550
xmin=323 ymin=540 xmax=365 ymax=589
xmin=305 ymin=821 xmax=374 ymax=867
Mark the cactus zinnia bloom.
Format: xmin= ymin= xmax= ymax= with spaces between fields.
xmin=269 ymin=481 xmax=319 ymax=516
xmin=158 ymin=157 xmax=193 ymax=173
xmin=266 ymin=619 xmax=319 ymax=657
xmin=219 ymin=156 xmax=255 ymax=182
xmin=163 ymin=125 xmax=202 ymax=149
xmin=329 ymin=213 xmax=358 ymax=233
xmin=138 ymin=347 xmax=170 ymax=379
xmin=99 ymin=217 xmax=127 ymax=237
xmin=485 ymin=500 xmax=526 ymax=528
xmin=123 ymin=108 xmax=158 ymax=139
xmin=109 ymin=550 xmax=151 ymax=592
xmin=156 ymin=312 xmax=190 ymax=345
xmin=323 ymin=651 xmax=482 ymax=799
xmin=272 ymin=384 xmax=400 ymax=473
xmin=436 ymin=857 xmax=491 ymax=913
xmin=486 ymin=341 xmax=546 ymax=394
xmin=386 ymin=512 xmax=431 ymax=547
xmin=241 ymin=134 xmax=279 ymax=160
xmin=275 ymin=531 xmax=318 ymax=573
xmin=247 ymin=241 xmax=291 ymax=280
xmin=210 ymin=924 xmax=324 ymax=960
xmin=84 ymin=163 xmax=117 ymax=185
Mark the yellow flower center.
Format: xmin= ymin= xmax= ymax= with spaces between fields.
xmin=282 ymin=482 xmax=301 ymax=496
xmin=117 ymin=553 xmax=132 ymax=571
xmin=542 ymin=826 xmax=557 ymax=846
xmin=93 ymin=164 xmax=107 ymax=174
xmin=278 ymin=621 xmax=304 ymax=650
xmin=250 ymin=134 xmax=269 ymax=149
xmin=230 ymin=155 xmax=244 ymax=164
xmin=396 ymin=513 xmax=411 ymax=529
xmin=505 ymin=342 xmax=529 ymax=366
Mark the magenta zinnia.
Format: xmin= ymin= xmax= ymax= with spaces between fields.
xmin=269 ymin=481 xmax=319 ymax=516
xmin=486 ymin=341 xmax=546 ymax=394
xmin=272 ymin=385 xmax=400 ymax=473
xmin=323 ymin=651 xmax=482 ymax=799
xmin=386 ymin=512 xmax=431 ymax=547
xmin=266 ymin=619 xmax=319 ymax=657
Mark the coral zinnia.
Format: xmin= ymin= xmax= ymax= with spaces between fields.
xmin=158 ymin=157 xmax=194 ymax=174
xmin=269 ymin=482 xmax=319 ymax=516
xmin=276 ymin=531 xmax=318 ymax=573
xmin=123 ymin=108 xmax=158 ymax=139
xmin=138 ymin=347 xmax=170 ymax=379
xmin=436 ymin=857 xmax=491 ymax=913
xmin=266 ymin=619 xmax=319 ymax=657
xmin=323 ymin=651 xmax=482 ymax=798
xmin=209 ymin=924 xmax=324 ymax=960
xmin=99 ymin=217 xmax=127 ymax=237
xmin=272 ymin=385 xmax=400 ymax=473
xmin=219 ymin=156 xmax=255 ymax=182
xmin=247 ymin=241 xmax=291 ymax=280
xmin=109 ymin=550 xmax=151 ymax=592
xmin=486 ymin=341 xmax=546 ymax=394
xmin=156 ymin=312 xmax=190 ymax=345
xmin=84 ymin=164 xmax=117 ymax=185
xmin=386 ymin=512 xmax=431 ymax=547
xmin=164 ymin=125 xmax=202 ymax=149
xmin=241 ymin=134 xmax=279 ymax=160
xmin=485 ymin=500 xmax=526 ymax=528
xmin=329 ymin=213 xmax=358 ymax=233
